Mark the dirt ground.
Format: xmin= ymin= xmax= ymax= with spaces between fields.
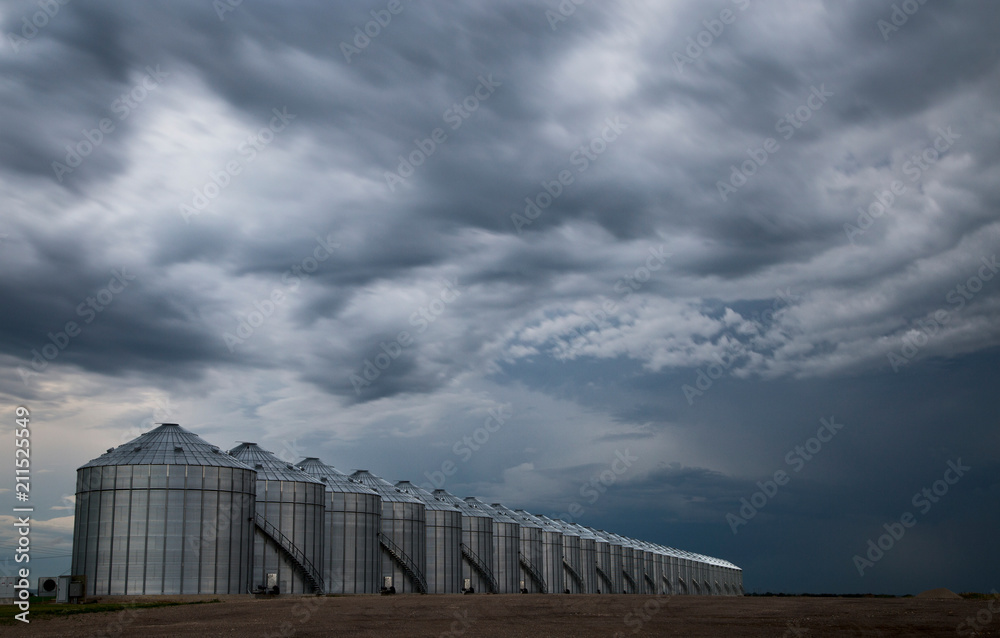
xmin=11 ymin=593 xmax=1000 ymax=637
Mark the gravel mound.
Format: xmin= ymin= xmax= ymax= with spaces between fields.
xmin=915 ymin=588 xmax=962 ymax=599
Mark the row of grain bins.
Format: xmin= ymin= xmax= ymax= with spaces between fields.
xmin=71 ymin=424 xmax=742 ymax=597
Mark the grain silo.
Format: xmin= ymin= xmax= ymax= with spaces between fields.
xmin=297 ymin=458 xmax=381 ymax=594
xmin=395 ymin=481 xmax=462 ymax=594
xmin=638 ymin=541 xmax=663 ymax=594
xmin=464 ymin=498 xmax=520 ymax=594
xmin=71 ymin=423 xmax=256 ymax=596
xmin=433 ymin=490 xmax=497 ymax=593
xmin=515 ymin=511 xmax=564 ymax=594
xmin=591 ymin=529 xmax=624 ymax=594
xmin=657 ymin=544 xmax=679 ymax=594
xmin=678 ymin=551 xmax=691 ymax=593
xmin=609 ymin=533 xmax=638 ymax=593
xmin=537 ymin=515 xmax=582 ymax=594
xmin=491 ymin=503 xmax=546 ymax=593
xmin=229 ymin=443 xmax=325 ymax=594
xmin=564 ymin=522 xmax=599 ymax=594
xmin=350 ymin=470 xmax=427 ymax=593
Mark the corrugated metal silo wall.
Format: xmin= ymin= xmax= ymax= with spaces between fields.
xmin=72 ymin=464 xmax=256 ymax=596
xmin=578 ymin=537 xmax=597 ymax=594
xmin=561 ymin=533 xmax=582 ymax=594
xmin=492 ymin=520 xmax=521 ymax=594
xmin=326 ymin=491 xmax=382 ymax=593
xmin=518 ymin=525 xmax=544 ymax=593
xmin=605 ymin=539 xmax=624 ymax=594
xmin=538 ymin=530 xmax=564 ymax=594
xmin=644 ymin=548 xmax=662 ymax=595
xmin=381 ymin=501 xmax=427 ymax=593
xmin=460 ymin=514 xmax=495 ymax=593
xmin=593 ymin=539 xmax=612 ymax=593
xmin=254 ymin=478 xmax=325 ymax=594
xmin=424 ymin=508 xmax=463 ymax=594
xmin=620 ymin=544 xmax=635 ymax=593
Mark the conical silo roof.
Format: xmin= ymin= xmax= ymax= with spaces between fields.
xmin=396 ymin=481 xmax=460 ymax=511
xmin=564 ymin=521 xmax=598 ymax=540
xmin=491 ymin=503 xmax=541 ymax=528
xmin=538 ymin=514 xmax=580 ymax=536
xmin=80 ymin=423 xmax=251 ymax=470
xmin=463 ymin=497 xmax=517 ymax=523
xmin=515 ymin=510 xmax=561 ymax=532
xmin=229 ymin=443 xmax=323 ymax=484
xmin=432 ymin=489 xmax=493 ymax=518
xmin=349 ymin=470 xmax=424 ymax=504
xmin=297 ymin=457 xmax=378 ymax=495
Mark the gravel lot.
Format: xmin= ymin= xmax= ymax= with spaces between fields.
xmin=11 ymin=593 xmax=999 ymax=637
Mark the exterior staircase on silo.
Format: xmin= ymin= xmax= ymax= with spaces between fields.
xmin=254 ymin=513 xmax=324 ymax=594
xmin=379 ymin=532 xmax=428 ymax=593
xmin=518 ymin=551 xmax=547 ymax=593
xmin=460 ymin=542 xmax=499 ymax=593
xmin=622 ymin=569 xmax=637 ymax=593
xmin=595 ymin=564 xmax=615 ymax=593
xmin=563 ymin=558 xmax=585 ymax=592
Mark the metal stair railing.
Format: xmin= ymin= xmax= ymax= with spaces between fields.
xmin=622 ymin=569 xmax=637 ymax=593
xmin=460 ymin=542 xmax=498 ymax=593
xmin=595 ymin=564 xmax=615 ymax=594
xmin=254 ymin=513 xmax=324 ymax=594
xmin=378 ymin=532 xmax=427 ymax=593
xmin=644 ymin=572 xmax=657 ymax=593
xmin=662 ymin=572 xmax=673 ymax=594
xmin=563 ymin=558 xmax=585 ymax=592
xmin=678 ymin=575 xmax=688 ymax=594
xmin=704 ymin=578 xmax=712 ymax=595
xmin=518 ymin=551 xmax=547 ymax=594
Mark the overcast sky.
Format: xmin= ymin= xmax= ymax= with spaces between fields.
xmin=1 ymin=0 xmax=998 ymax=595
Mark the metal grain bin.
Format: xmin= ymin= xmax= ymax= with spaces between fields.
xmin=515 ymin=510 xmax=564 ymax=594
xmin=433 ymin=490 xmax=496 ymax=594
xmin=537 ymin=515 xmax=582 ymax=594
xmin=464 ymin=498 xmax=520 ymax=594
xmin=297 ymin=458 xmax=381 ymax=594
xmin=350 ymin=470 xmax=427 ymax=593
xmin=609 ymin=533 xmax=639 ymax=593
xmin=491 ymin=503 xmax=546 ymax=593
xmin=564 ymin=522 xmax=599 ymax=594
xmin=591 ymin=529 xmax=624 ymax=594
xmin=229 ymin=443 xmax=325 ymax=594
xmin=395 ymin=481 xmax=462 ymax=594
xmin=639 ymin=541 xmax=664 ymax=594
xmin=72 ymin=423 xmax=256 ymax=596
